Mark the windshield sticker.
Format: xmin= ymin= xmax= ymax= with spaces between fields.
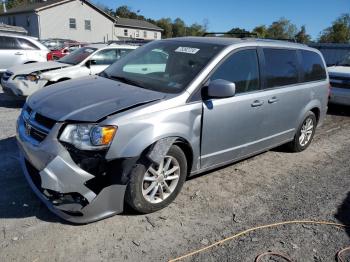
xmin=175 ymin=47 xmax=200 ymax=54
xmin=84 ymin=49 xmax=95 ymax=53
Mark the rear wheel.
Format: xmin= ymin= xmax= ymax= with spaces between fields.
xmin=125 ymin=145 xmax=187 ymax=213
xmin=288 ymin=111 xmax=317 ymax=152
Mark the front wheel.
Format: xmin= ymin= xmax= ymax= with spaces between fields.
xmin=288 ymin=111 xmax=317 ymax=152
xmin=125 ymin=145 xmax=187 ymax=214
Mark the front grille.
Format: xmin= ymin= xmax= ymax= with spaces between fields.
xmin=330 ymin=75 xmax=350 ymax=90
xmin=2 ymin=71 xmax=13 ymax=81
xmin=330 ymin=81 xmax=350 ymax=90
xmin=22 ymin=106 xmax=56 ymax=143
xmin=34 ymin=113 xmax=56 ymax=129
xmin=29 ymin=127 xmax=47 ymax=142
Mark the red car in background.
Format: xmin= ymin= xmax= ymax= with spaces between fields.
xmin=47 ymin=43 xmax=87 ymax=61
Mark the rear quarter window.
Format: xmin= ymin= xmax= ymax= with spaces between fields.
xmin=17 ymin=38 xmax=39 ymax=50
xmin=263 ymin=48 xmax=299 ymax=88
xmin=0 ymin=36 xmax=21 ymax=49
xmin=300 ymin=50 xmax=327 ymax=82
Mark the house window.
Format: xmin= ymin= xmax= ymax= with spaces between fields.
xmin=85 ymin=20 xmax=91 ymax=30
xmin=144 ymin=31 xmax=147 ymax=38
xmin=124 ymin=29 xmax=128 ymax=36
xmin=69 ymin=18 xmax=76 ymax=29
xmin=154 ymin=32 xmax=157 ymax=39
xmin=135 ymin=30 xmax=140 ymax=38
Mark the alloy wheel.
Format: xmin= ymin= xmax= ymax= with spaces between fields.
xmin=299 ymin=117 xmax=314 ymax=147
xmin=142 ymin=156 xmax=180 ymax=204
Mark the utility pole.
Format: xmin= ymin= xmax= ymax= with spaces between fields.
xmin=2 ymin=0 xmax=6 ymax=13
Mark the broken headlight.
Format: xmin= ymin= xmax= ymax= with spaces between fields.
xmin=15 ymin=73 xmax=41 ymax=81
xmin=59 ymin=124 xmax=117 ymax=150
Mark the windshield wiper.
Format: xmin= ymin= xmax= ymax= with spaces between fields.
xmin=108 ymin=75 xmax=144 ymax=88
xmin=339 ymin=63 xmax=350 ymax=67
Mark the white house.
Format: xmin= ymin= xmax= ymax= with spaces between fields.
xmin=0 ymin=0 xmax=163 ymax=42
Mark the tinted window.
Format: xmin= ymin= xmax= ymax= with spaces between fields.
xmin=17 ymin=38 xmax=39 ymax=50
xmin=263 ymin=49 xmax=299 ymax=88
xmin=0 ymin=36 xmax=20 ymax=49
xmin=58 ymin=47 xmax=97 ymax=65
xmin=301 ymin=50 xmax=327 ymax=82
xmin=210 ymin=49 xmax=260 ymax=94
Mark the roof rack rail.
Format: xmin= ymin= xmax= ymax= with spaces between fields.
xmin=202 ymin=32 xmax=298 ymax=43
xmin=202 ymin=32 xmax=258 ymax=38
xmin=107 ymin=39 xmax=152 ymax=46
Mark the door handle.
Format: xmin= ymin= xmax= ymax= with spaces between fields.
xmin=268 ymin=96 xmax=279 ymax=104
xmin=142 ymin=68 xmax=148 ymax=71
xmin=15 ymin=52 xmax=24 ymax=55
xmin=251 ymin=100 xmax=264 ymax=107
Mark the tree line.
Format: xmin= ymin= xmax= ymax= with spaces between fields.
xmin=1 ymin=1 xmax=350 ymax=43
xmin=107 ymin=6 xmax=350 ymax=44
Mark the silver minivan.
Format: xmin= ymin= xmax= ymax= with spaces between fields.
xmin=16 ymin=37 xmax=329 ymax=223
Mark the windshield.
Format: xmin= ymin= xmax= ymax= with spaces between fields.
xmin=58 ymin=47 xmax=97 ymax=65
xmin=102 ymin=41 xmax=224 ymax=93
xmin=339 ymin=53 xmax=350 ymax=66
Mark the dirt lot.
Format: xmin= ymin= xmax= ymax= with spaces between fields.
xmin=0 ymin=87 xmax=349 ymax=262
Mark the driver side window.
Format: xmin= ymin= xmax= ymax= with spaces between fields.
xmin=90 ymin=49 xmax=119 ymax=65
xmin=210 ymin=49 xmax=260 ymax=94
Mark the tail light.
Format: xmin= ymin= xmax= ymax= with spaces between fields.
xmin=46 ymin=52 xmax=53 ymax=61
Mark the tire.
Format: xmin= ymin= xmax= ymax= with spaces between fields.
xmin=125 ymin=145 xmax=187 ymax=214
xmin=288 ymin=111 xmax=317 ymax=152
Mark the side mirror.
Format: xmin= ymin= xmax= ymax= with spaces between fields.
xmin=203 ymin=79 xmax=236 ymax=99
xmin=85 ymin=60 xmax=97 ymax=69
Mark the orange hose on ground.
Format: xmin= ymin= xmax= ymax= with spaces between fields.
xmin=168 ymin=220 xmax=349 ymax=262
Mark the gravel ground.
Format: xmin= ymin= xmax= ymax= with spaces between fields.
xmin=0 ymin=87 xmax=349 ymax=262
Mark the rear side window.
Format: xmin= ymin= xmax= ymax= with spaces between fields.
xmin=210 ymin=49 xmax=260 ymax=94
xmin=0 ymin=36 xmax=21 ymax=49
xmin=263 ymin=48 xmax=299 ymax=88
xmin=17 ymin=38 xmax=39 ymax=50
xmin=300 ymin=50 xmax=327 ymax=82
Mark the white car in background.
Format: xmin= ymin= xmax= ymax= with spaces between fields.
xmin=328 ymin=54 xmax=350 ymax=106
xmin=1 ymin=44 xmax=138 ymax=96
xmin=0 ymin=33 xmax=49 ymax=74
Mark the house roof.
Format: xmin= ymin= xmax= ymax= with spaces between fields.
xmin=0 ymin=0 xmax=116 ymax=22
xmin=0 ymin=0 xmax=163 ymax=31
xmin=0 ymin=23 xmax=27 ymax=34
xmin=0 ymin=0 xmax=70 ymax=15
xmin=115 ymin=17 xmax=163 ymax=31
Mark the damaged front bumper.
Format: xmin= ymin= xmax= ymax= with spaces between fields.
xmin=1 ymin=77 xmax=47 ymax=97
xmin=16 ymin=110 xmax=127 ymax=224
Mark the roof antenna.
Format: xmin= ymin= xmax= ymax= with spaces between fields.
xmin=2 ymin=0 xmax=6 ymax=13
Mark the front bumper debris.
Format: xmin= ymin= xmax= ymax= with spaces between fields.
xmin=16 ymin=107 xmax=127 ymax=224
xmin=1 ymin=77 xmax=47 ymax=97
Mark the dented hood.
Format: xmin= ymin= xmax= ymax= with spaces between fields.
xmin=8 ymin=61 xmax=70 ymax=75
xmin=27 ymin=76 xmax=166 ymax=122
